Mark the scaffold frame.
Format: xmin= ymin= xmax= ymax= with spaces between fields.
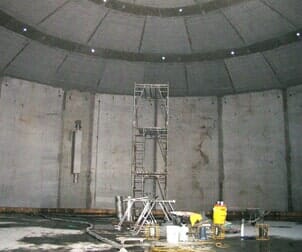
xmin=132 ymin=83 xmax=169 ymax=200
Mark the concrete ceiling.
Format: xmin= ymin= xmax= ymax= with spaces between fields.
xmin=0 ymin=0 xmax=301 ymax=96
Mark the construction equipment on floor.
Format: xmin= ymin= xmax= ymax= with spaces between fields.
xmin=115 ymin=196 xmax=175 ymax=235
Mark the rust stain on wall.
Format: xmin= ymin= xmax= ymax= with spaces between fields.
xmin=197 ymin=122 xmax=213 ymax=166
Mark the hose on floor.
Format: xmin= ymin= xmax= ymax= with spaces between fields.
xmin=39 ymin=214 xmax=122 ymax=249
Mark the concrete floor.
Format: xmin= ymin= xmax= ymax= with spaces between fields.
xmin=0 ymin=214 xmax=302 ymax=251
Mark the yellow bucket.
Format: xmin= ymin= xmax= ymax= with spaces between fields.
xmin=213 ymin=205 xmax=227 ymax=225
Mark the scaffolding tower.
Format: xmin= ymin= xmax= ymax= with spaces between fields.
xmin=132 ymin=84 xmax=169 ymax=200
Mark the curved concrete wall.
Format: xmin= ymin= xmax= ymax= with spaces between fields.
xmin=0 ymin=76 xmax=301 ymax=211
xmin=222 ymin=91 xmax=287 ymax=211
xmin=0 ymin=77 xmax=63 ymax=207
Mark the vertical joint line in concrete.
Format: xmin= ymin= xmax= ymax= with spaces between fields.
xmin=57 ymin=91 xmax=67 ymax=207
xmin=220 ymin=10 xmax=246 ymax=45
xmin=261 ymin=52 xmax=283 ymax=87
xmin=86 ymin=9 xmax=111 ymax=44
xmin=223 ymin=60 xmax=236 ymax=93
xmin=138 ymin=16 xmax=147 ymax=53
xmin=93 ymin=98 xmax=102 ymax=206
xmin=217 ymin=97 xmax=224 ymax=201
xmin=184 ymin=64 xmax=190 ymax=96
xmin=2 ymin=42 xmax=30 ymax=73
xmin=282 ymin=89 xmax=293 ymax=211
xmin=96 ymin=78 xmax=102 ymax=88
xmin=86 ymin=94 xmax=95 ymax=208
xmin=62 ymin=90 xmax=67 ymax=111
xmin=259 ymin=0 xmax=298 ymax=29
xmin=184 ymin=17 xmax=194 ymax=53
xmin=38 ymin=0 xmax=71 ymax=25
xmin=96 ymin=66 xmax=105 ymax=89
xmin=96 ymin=61 xmax=106 ymax=89
xmin=56 ymin=54 xmax=69 ymax=73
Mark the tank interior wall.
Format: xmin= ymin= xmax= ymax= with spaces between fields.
xmin=222 ymin=90 xmax=287 ymax=211
xmin=58 ymin=90 xmax=94 ymax=208
xmin=91 ymin=94 xmax=133 ymax=208
xmin=287 ymin=85 xmax=302 ymax=211
xmin=0 ymin=76 xmax=301 ymax=211
xmin=0 ymin=77 xmax=63 ymax=207
xmin=168 ymin=97 xmax=219 ymax=211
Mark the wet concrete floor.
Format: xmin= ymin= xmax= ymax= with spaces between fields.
xmin=0 ymin=214 xmax=301 ymax=251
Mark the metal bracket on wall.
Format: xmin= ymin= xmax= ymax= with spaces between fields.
xmin=72 ymin=120 xmax=82 ymax=183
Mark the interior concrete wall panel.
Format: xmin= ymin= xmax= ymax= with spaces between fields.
xmin=135 ymin=99 xmax=166 ymax=129
xmin=88 ymin=11 xmax=145 ymax=53
xmin=0 ymin=77 xmax=63 ymax=207
xmin=5 ymin=42 xmax=66 ymax=86
xmin=141 ymin=16 xmax=191 ymax=54
xmin=263 ymin=41 xmax=302 ymax=86
xmin=133 ymin=0 xmax=196 ymax=8
xmin=98 ymin=60 xmax=144 ymax=95
xmin=222 ymin=0 xmax=295 ymax=44
xmin=186 ymin=12 xmax=244 ymax=52
xmin=0 ymin=0 xmax=67 ymax=25
xmin=143 ymin=63 xmax=187 ymax=96
xmin=55 ymin=54 xmax=105 ymax=90
xmin=59 ymin=90 xmax=94 ymax=208
xmin=287 ymin=84 xmax=302 ymax=211
xmin=222 ymin=90 xmax=287 ymax=211
xmin=38 ymin=1 xmax=107 ymax=44
xmin=225 ymin=52 xmax=282 ymax=92
xmin=263 ymin=0 xmax=302 ymax=26
xmin=168 ymin=97 xmax=219 ymax=211
xmin=92 ymin=94 xmax=132 ymax=208
xmin=186 ymin=61 xmax=233 ymax=96
xmin=0 ymin=28 xmax=28 ymax=71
